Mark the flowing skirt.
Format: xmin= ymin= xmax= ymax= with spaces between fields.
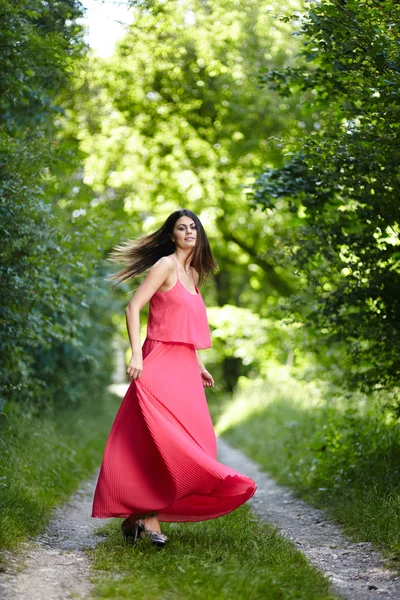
xmin=91 ymin=338 xmax=256 ymax=522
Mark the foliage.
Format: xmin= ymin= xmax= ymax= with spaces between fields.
xmin=205 ymin=304 xmax=302 ymax=391
xmin=67 ymin=0 xmax=305 ymax=296
xmin=64 ymin=0 xmax=309 ymax=389
xmin=0 ymin=393 xmax=119 ymax=552
xmin=0 ymin=0 xmax=85 ymax=132
xmin=250 ymin=0 xmax=400 ymax=393
xmin=0 ymin=0 xmax=119 ymax=411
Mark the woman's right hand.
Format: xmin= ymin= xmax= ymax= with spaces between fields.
xmin=126 ymin=351 xmax=143 ymax=380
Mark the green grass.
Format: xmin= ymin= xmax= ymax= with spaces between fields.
xmin=90 ymin=505 xmax=337 ymax=600
xmin=221 ymin=378 xmax=400 ymax=560
xmin=0 ymin=392 xmax=118 ymax=552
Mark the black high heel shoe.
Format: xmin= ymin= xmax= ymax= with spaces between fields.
xmin=121 ymin=518 xmax=168 ymax=548
xmin=121 ymin=518 xmax=142 ymax=544
xmin=140 ymin=528 xmax=168 ymax=548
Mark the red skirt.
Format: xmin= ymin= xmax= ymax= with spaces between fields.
xmin=91 ymin=338 xmax=256 ymax=522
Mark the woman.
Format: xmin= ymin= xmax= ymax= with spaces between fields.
xmin=91 ymin=209 xmax=257 ymax=547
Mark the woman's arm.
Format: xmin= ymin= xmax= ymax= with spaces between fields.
xmin=125 ymin=257 xmax=174 ymax=379
xmin=196 ymin=350 xmax=214 ymax=387
xmin=195 ymin=350 xmax=206 ymax=373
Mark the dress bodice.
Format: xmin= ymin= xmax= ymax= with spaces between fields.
xmin=146 ymin=255 xmax=212 ymax=350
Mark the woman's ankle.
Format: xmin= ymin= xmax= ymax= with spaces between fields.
xmin=142 ymin=515 xmax=161 ymax=532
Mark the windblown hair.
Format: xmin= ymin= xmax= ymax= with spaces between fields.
xmin=107 ymin=209 xmax=218 ymax=289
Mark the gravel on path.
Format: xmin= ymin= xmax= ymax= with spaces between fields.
xmin=218 ymin=438 xmax=400 ymax=600
xmin=0 ymin=473 xmax=108 ymax=600
xmin=1 ymin=434 xmax=399 ymax=600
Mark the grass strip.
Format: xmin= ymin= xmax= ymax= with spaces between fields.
xmin=222 ymin=382 xmax=400 ymax=560
xmin=90 ymin=506 xmax=337 ymax=600
xmin=0 ymin=392 xmax=118 ymax=552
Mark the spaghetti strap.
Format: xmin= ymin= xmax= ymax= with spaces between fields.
xmin=170 ymin=254 xmax=179 ymax=281
xmin=170 ymin=254 xmax=196 ymax=285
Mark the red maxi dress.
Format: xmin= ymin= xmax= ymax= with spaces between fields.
xmin=91 ymin=255 xmax=256 ymax=522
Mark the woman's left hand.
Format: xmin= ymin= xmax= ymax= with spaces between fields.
xmin=200 ymin=369 xmax=214 ymax=388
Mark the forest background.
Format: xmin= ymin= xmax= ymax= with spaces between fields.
xmin=1 ymin=0 xmax=399 ymax=558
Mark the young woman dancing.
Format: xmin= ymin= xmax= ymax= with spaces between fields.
xmin=91 ymin=209 xmax=256 ymax=547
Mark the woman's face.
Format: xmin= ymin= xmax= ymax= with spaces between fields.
xmin=173 ymin=216 xmax=197 ymax=249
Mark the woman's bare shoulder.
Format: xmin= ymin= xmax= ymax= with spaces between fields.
xmin=152 ymin=255 xmax=174 ymax=271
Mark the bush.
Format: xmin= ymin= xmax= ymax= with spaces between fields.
xmin=0 ymin=0 xmax=119 ymax=412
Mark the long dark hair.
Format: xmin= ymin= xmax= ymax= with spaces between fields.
xmin=108 ymin=209 xmax=218 ymax=289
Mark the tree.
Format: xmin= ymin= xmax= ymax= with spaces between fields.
xmin=67 ymin=0 xmax=309 ymax=292
xmin=251 ymin=0 xmax=400 ymax=393
xmin=0 ymin=0 xmax=117 ymax=411
xmin=63 ymin=0 xmax=307 ymax=389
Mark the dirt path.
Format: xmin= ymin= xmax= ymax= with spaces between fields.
xmin=0 ymin=474 xmax=108 ymax=600
xmin=1 ymin=435 xmax=399 ymax=600
xmin=218 ymin=439 xmax=400 ymax=600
